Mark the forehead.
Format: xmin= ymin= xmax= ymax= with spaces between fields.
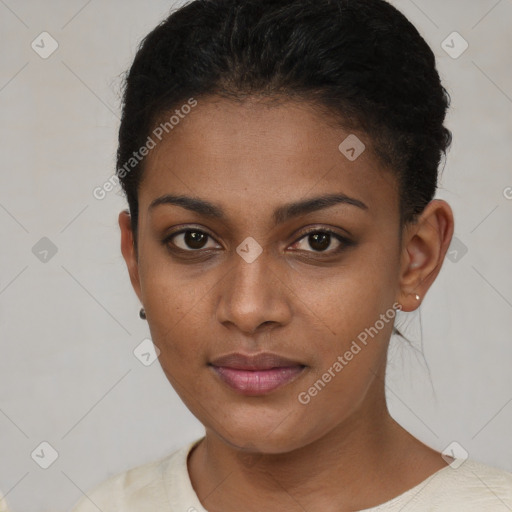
xmin=139 ymin=96 xmax=399 ymax=224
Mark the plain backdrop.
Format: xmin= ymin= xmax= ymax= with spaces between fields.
xmin=0 ymin=0 xmax=511 ymax=510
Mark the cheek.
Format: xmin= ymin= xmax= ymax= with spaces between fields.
xmin=293 ymin=251 xmax=398 ymax=344
xmin=294 ymin=293 xmax=394 ymax=437
xmin=140 ymin=261 xmax=208 ymax=361
xmin=291 ymin=247 xmax=399 ymax=392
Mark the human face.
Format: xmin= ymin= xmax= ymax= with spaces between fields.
xmin=122 ymin=96 xmax=404 ymax=454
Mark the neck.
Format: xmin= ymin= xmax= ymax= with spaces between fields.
xmin=187 ymin=378 xmax=439 ymax=512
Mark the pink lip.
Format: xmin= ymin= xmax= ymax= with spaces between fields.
xmin=209 ymin=352 xmax=306 ymax=395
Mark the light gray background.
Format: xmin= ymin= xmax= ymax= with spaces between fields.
xmin=0 ymin=0 xmax=511 ymax=511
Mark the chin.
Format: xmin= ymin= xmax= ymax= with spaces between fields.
xmin=209 ymin=415 xmax=318 ymax=456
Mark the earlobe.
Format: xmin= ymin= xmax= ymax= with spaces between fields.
xmin=119 ymin=210 xmax=143 ymax=303
xmin=396 ymin=200 xmax=454 ymax=312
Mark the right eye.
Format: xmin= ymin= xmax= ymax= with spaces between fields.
xmin=163 ymin=228 xmax=221 ymax=252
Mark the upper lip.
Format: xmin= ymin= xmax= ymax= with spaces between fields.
xmin=209 ymin=352 xmax=305 ymax=370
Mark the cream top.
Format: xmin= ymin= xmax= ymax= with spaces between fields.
xmin=69 ymin=438 xmax=512 ymax=511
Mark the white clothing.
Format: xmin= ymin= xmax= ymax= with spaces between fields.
xmin=71 ymin=438 xmax=512 ymax=511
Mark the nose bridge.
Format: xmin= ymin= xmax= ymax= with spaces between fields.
xmin=232 ymin=249 xmax=271 ymax=298
xmin=216 ymin=247 xmax=290 ymax=333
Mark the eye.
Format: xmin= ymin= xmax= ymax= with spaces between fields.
xmin=163 ymin=226 xmax=353 ymax=255
xmin=164 ymin=228 xmax=220 ymax=252
xmin=289 ymin=228 xmax=351 ymax=254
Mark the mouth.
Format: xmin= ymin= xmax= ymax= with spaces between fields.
xmin=209 ymin=352 xmax=306 ymax=396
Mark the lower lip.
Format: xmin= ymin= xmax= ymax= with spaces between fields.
xmin=211 ymin=366 xmax=305 ymax=395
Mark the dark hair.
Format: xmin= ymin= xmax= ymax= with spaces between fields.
xmin=116 ymin=0 xmax=451 ymax=247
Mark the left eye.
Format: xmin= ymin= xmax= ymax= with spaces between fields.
xmin=290 ymin=230 xmax=347 ymax=253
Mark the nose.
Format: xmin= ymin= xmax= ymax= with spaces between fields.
xmin=215 ymin=251 xmax=293 ymax=336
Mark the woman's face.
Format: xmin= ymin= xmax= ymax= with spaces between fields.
xmin=122 ymin=96 xmax=406 ymax=453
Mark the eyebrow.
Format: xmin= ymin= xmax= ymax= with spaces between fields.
xmin=149 ymin=193 xmax=368 ymax=225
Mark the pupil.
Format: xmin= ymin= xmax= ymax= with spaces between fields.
xmin=185 ymin=231 xmax=206 ymax=249
xmin=310 ymin=233 xmax=330 ymax=251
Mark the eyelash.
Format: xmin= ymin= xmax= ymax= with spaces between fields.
xmin=161 ymin=226 xmax=354 ymax=257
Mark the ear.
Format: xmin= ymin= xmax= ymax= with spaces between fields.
xmin=119 ymin=210 xmax=143 ymax=304
xmin=396 ymin=199 xmax=454 ymax=312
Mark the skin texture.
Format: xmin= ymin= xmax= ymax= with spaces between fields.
xmin=119 ymin=96 xmax=455 ymax=511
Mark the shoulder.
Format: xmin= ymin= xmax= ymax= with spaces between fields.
xmin=70 ymin=442 xmax=193 ymax=512
xmin=0 ymin=490 xmax=12 ymax=512
xmin=413 ymin=458 xmax=512 ymax=510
